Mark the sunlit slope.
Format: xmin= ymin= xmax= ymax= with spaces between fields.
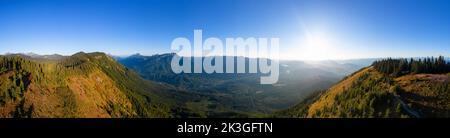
xmin=279 ymin=66 xmax=450 ymax=118
xmin=0 ymin=52 xmax=174 ymax=117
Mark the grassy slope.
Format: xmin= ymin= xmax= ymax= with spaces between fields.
xmin=0 ymin=52 xmax=177 ymax=117
xmin=278 ymin=67 xmax=450 ymax=118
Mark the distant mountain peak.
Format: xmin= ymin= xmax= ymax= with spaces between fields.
xmin=23 ymin=52 xmax=40 ymax=57
xmin=128 ymin=53 xmax=144 ymax=58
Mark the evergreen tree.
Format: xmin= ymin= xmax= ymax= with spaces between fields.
xmin=373 ymin=56 xmax=450 ymax=76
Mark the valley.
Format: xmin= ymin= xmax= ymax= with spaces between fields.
xmin=117 ymin=53 xmax=366 ymax=115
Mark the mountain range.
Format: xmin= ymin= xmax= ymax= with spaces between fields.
xmin=117 ymin=53 xmax=367 ymax=113
xmin=1 ymin=52 xmax=448 ymax=118
xmin=0 ymin=52 xmax=219 ymax=117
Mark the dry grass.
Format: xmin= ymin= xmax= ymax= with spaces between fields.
xmin=307 ymin=67 xmax=374 ymax=117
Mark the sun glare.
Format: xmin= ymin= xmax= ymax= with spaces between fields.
xmin=298 ymin=31 xmax=335 ymax=60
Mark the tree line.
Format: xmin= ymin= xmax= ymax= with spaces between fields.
xmin=373 ymin=56 xmax=450 ymax=76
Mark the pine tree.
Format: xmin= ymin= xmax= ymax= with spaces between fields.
xmin=373 ymin=56 xmax=450 ymax=75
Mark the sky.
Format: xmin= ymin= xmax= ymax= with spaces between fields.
xmin=0 ymin=0 xmax=449 ymax=60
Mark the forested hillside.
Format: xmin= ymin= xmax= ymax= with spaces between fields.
xmin=0 ymin=52 xmax=197 ymax=117
xmin=278 ymin=57 xmax=450 ymax=118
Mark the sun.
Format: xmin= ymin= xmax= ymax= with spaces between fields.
xmin=300 ymin=32 xmax=333 ymax=60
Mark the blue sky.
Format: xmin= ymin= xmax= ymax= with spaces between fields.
xmin=0 ymin=0 xmax=449 ymax=60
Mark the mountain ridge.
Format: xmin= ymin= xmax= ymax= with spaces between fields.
xmin=0 ymin=52 xmax=190 ymax=117
xmin=277 ymin=57 xmax=450 ymax=118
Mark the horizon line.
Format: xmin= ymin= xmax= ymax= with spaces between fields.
xmin=2 ymin=51 xmax=449 ymax=62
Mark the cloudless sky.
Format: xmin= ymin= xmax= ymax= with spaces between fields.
xmin=0 ymin=0 xmax=449 ymax=60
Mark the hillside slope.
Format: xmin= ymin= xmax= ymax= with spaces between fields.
xmin=278 ymin=66 xmax=450 ymax=118
xmin=0 ymin=52 xmax=188 ymax=117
